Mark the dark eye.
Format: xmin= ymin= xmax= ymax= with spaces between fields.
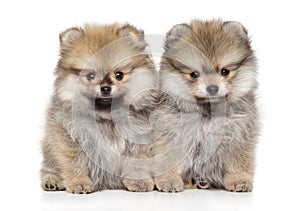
xmin=86 ymin=73 xmax=95 ymax=81
xmin=115 ymin=71 xmax=124 ymax=81
xmin=190 ymin=72 xmax=199 ymax=79
xmin=221 ymin=69 xmax=230 ymax=76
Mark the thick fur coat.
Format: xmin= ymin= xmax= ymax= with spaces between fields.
xmin=41 ymin=23 xmax=162 ymax=193
xmin=159 ymin=19 xmax=259 ymax=192
xmin=41 ymin=20 xmax=259 ymax=193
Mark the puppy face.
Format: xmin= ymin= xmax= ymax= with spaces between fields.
xmin=160 ymin=19 xmax=257 ymax=105
xmin=54 ymin=23 xmax=156 ymax=114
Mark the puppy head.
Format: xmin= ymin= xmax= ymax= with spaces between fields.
xmin=160 ymin=19 xmax=257 ymax=106
xmin=54 ymin=23 xmax=156 ymax=117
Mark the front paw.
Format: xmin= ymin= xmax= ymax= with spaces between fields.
xmin=224 ymin=173 xmax=253 ymax=192
xmin=155 ymin=174 xmax=184 ymax=192
xmin=42 ymin=177 xmax=64 ymax=191
xmin=65 ymin=181 xmax=95 ymax=194
xmin=123 ymin=178 xmax=154 ymax=192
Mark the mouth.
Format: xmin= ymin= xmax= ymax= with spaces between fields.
xmin=95 ymin=97 xmax=113 ymax=110
xmin=94 ymin=95 xmax=124 ymax=110
xmin=96 ymin=98 xmax=112 ymax=105
xmin=195 ymin=95 xmax=227 ymax=104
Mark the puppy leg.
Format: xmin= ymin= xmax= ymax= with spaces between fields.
xmin=41 ymin=168 xmax=65 ymax=191
xmin=154 ymin=169 xmax=184 ymax=192
xmin=224 ymin=171 xmax=253 ymax=192
xmin=123 ymin=178 xmax=154 ymax=192
xmin=42 ymin=126 xmax=94 ymax=194
xmin=223 ymin=142 xmax=255 ymax=192
xmin=58 ymin=142 xmax=95 ymax=194
xmin=63 ymin=169 xmax=95 ymax=194
xmin=41 ymin=138 xmax=65 ymax=191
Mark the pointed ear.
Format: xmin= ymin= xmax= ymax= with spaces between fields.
xmin=167 ymin=23 xmax=192 ymax=39
xmin=59 ymin=27 xmax=83 ymax=48
xmin=222 ymin=21 xmax=248 ymax=39
xmin=116 ymin=24 xmax=144 ymax=41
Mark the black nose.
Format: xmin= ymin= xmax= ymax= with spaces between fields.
xmin=100 ymin=86 xmax=111 ymax=95
xmin=206 ymin=85 xmax=219 ymax=95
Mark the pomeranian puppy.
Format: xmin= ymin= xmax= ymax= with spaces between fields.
xmin=159 ymin=19 xmax=259 ymax=192
xmin=40 ymin=23 xmax=159 ymax=193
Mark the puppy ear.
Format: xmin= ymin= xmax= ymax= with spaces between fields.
xmin=222 ymin=21 xmax=248 ymax=38
xmin=167 ymin=24 xmax=192 ymax=39
xmin=117 ymin=24 xmax=144 ymax=41
xmin=116 ymin=24 xmax=147 ymax=52
xmin=59 ymin=27 xmax=83 ymax=48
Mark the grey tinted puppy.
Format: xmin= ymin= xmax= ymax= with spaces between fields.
xmin=159 ymin=19 xmax=259 ymax=192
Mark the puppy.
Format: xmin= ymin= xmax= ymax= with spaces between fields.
xmin=40 ymin=23 xmax=158 ymax=193
xmin=159 ymin=19 xmax=259 ymax=192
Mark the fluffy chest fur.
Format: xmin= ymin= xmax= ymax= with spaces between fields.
xmin=182 ymin=93 xmax=258 ymax=187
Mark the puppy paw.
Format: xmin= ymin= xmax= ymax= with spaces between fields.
xmin=155 ymin=175 xmax=184 ymax=192
xmin=123 ymin=178 xmax=154 ymax=192
xmin=66 ymin=181 xmax=95 ymax=194
xmin=192 ymin=178 xmax=210 ymax=189
xmin=41 ymin=177 xmax=64 ymax=191
xmin=224 ymin=173 xmax=253 ymax=192
xmin=224 ymin=180 xmax=253 ymax=192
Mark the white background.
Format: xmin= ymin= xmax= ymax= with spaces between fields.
xmin=0 ymin=0 xmax=299 ymax=210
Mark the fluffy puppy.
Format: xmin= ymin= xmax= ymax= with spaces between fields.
xmin=40 ymin=23 xmax=158 ymax=193
xmin=159 ymin=19 xmax=259 ymax=192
